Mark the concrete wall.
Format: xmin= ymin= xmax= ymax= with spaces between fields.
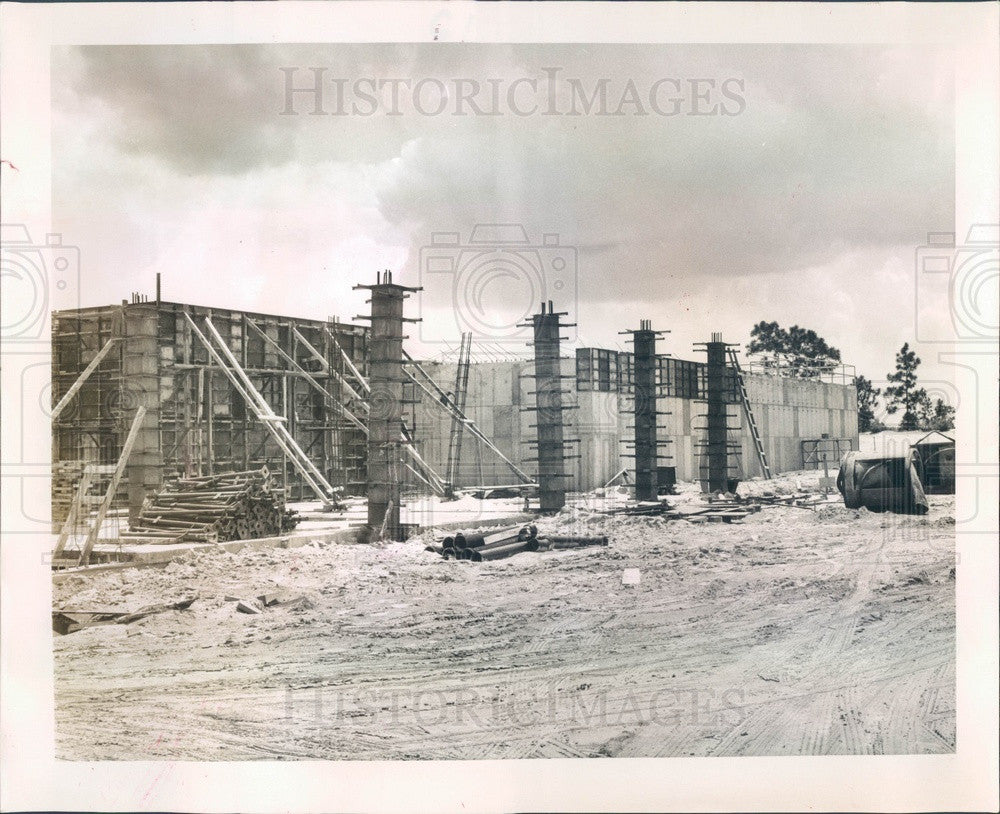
xmin=410 ymin=360 xmax=529 ymax=488
xmin=739 ymin=373 xmax=859 ymax=478
xmin=411 ymin=358 xmax=859 ymax=492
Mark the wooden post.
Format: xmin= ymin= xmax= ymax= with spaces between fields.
xmin=196 ymin=367 xmax=205 ymax=475
xmin=78 ymin=406 xmax=147 ymax=566
xmin=206 ymin=367 xmax=214 ymax=475
xmin=52 ymin=467 xmax=94 ymax=559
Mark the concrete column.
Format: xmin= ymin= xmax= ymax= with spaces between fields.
xmin=704 ymin=334 xmax=729 ymax=493
xmin=530 ymin=302 xmax=569 ymax=513
xmin=355 ymin=271 xmax=420 ymax=541
xmin=123 ymin=304 xmax=162 ymax=524
xmin=632 ymin=320 xmax=659 ymax=501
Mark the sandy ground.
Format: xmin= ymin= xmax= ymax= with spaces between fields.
xmin=53 ymin=471 xmax=955 ymax=759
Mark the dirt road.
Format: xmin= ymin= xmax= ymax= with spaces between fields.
xmin=53 ymin=483 xmax=955 ymax=759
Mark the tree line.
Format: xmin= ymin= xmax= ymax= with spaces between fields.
xmin=747 ymin=322 xmax=955 ymax=433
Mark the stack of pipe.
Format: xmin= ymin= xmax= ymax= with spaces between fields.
xmin=123 ymin=467 xmax=298 ymax=544
xmin=426 ymin=525 xmax=609 ymax=563
xmin=429 ymin=524 xmax=538 ymax=561
xmin=464 ymin=526 xmax=540 ymax=562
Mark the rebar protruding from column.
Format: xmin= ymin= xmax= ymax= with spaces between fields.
xmin=694 ymin=331 xmax=738 ymax=493
xmin=523 ymin=300 xmax=575 ymax=513
xmin=620 ymin=318 xmax=669 ymax=501
xmin=353 ymin=270 xmax=421 ymax=541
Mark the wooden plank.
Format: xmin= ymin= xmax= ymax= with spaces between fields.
xmin=401 ymin=355 xmax=535 ymax=486
xmin=190 ymin=315 xmax=336 ymax=505
xmin=280 ymin=322 xmax=443 ymax=495
xmin=78 ymin=406 xmax=147 ymax=566
xmin=50 ymin=338 xmax=120 ymax=421
xmin=294 ymin=326 xmax=368 ymax=406
xmin=323 ymin=325 xmax=370 ymax=393
xmin=53 ymin=467 xmax=94 ymax=557
xmin=247 ymin=319 xmax=367 ymax=431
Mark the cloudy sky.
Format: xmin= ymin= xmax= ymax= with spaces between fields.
xmin=52 ymin=43 xmax=954 ymax=382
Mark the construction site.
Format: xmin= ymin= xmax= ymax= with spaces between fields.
xmin=50 ymin=273 xmax=956 ymax=759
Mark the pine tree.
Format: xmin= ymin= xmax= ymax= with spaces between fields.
xmin=920 ymin=397 xmax=956 ymax=432
xmin=747 ymin=321 xmax=841 ymax=378
xmin=855 ymin=375 xmax=882 ymax=432
xmin=884 ymin=343 xmax=927 ymax=430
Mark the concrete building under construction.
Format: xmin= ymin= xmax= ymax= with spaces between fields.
xmin=413 ymin=345 xmax=858 ymax=491
xmin=50 ymin=292 xmax=859 ymax=536
xmin=51 ymin=298 xmax=371 ymax=528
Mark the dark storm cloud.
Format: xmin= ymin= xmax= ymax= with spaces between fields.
xmin=68 ymin=45 xmax=299 ymax=175
xmin=63 ymin=44 xmax=953 ymax=269
xmin=52 ymin=43 xmax=955 ymax=376
xmin=365 ymin=45 xmax=953 ymax=291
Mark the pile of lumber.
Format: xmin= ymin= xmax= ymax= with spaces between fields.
xmin=600 ymin=496 xmax=793 ymax=522
xmin=425 ymin=524 xmax=609 ymax=562
xmin=122 ymin=468 xmax=298 ymax=544
xmin=672 ymin=501 xmax=761 ymax=523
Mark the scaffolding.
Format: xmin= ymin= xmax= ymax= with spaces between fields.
xmin=51 ymin=300 xmax=371 ymax=528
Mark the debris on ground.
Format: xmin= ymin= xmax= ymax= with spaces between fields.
xmin=621 ymin=568 xmax=641 ymax=586
xmin=52 ymin=596 xmax=196 ymax=635
xmin=52 ymin=468 xmax=956 ymax=760
xmin=235 ymin=599 xmax=263 ymax=615
xmin=427 ymin=524 xmax=611 ymax=562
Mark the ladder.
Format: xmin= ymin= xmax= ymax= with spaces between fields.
xmin=185 ymin=313 xmax=341 ymax=509
xmin=445 ymin=333 xmax=472 ymax=491
xmin=727 ymin=349 xmax=772 ymax=479
xmin=401 ymin=352 xmax=535 ymax=486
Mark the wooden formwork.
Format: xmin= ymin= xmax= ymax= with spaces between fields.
xmin=51 ymin=300 xmax=371 ymax=528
